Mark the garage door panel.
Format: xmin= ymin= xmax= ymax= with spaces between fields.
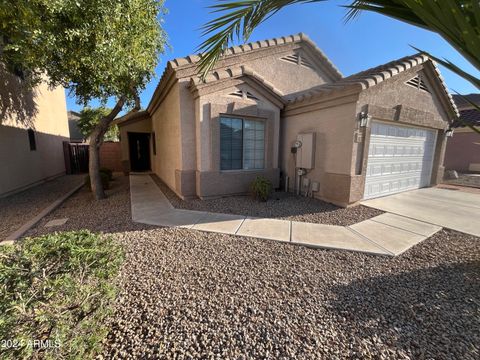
xmin=364 ymin=121 xmax=437 ymax=200
xmin=367 ymin=158 xmax=434 ymax=177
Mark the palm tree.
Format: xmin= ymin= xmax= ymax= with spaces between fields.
xmin=197 ymin=0 xmax=480 ymax=132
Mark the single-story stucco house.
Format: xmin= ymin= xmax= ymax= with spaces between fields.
xmin=117 ymin=33 xmax=458 ymax=207
xmin=444 ymin=94 xmax=480 ymax=173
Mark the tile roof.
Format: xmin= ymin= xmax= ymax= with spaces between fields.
xmin=147 ymin=33 xmax=342 ymax=112
xmin=452 ymin=108 xmax=480 ymax=128
xmin=288 ymin=53 xmax=459 ymax=117
xmin=167 ymin=33 xmax=342 ymax=78
xmin=452 ymin=93 xmax=480 ymax=109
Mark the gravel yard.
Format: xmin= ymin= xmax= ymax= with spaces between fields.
xmin=0 ymin=174 xmax=83 ymax=239
xmin=101 ymin=228 xmax=479 ymax=359
xmin=25 ymin=174 xmax=157 ymax=237
xmin=24 ymin=174 xmax=480 ymax=359
xmin=152 ymin=175 xmax=383 ymax=226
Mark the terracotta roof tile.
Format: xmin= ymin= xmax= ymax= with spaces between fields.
xmin=452 ymin=94 xmax=480 ymax=108
xmin=288 ymin=53 xmax=459 ymax=117
xmin=147 ymin=33 xmax=342 ymax=112
xmin=452 ymin=108 xmax=480 ymax=128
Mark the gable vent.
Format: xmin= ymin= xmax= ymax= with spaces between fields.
xmin=406 ymin=75 xmax=430 ymax=93
xmin=281 ymin=53 xmax=299 ymax=65
xmin=228 ymin=90 xmax=259 ymax=101
xmin=229 ymin=90 xmax=243 ymax=98
xmin=280 ymin=52 xmax=314 ymax=69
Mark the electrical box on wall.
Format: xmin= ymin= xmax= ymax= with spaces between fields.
xmin=295 ymin=132 xmax=315 ymax=169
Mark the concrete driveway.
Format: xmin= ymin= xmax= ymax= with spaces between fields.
xmin=361 ymin=187 xmax=480 ymax=237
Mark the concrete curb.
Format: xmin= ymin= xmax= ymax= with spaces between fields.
xmin=1 ymin=181 xmax=85 ymax=244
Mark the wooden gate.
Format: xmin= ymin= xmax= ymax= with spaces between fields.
xmin=63 ymin=142 xmax=89 ymax=174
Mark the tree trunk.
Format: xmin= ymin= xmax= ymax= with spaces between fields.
xmin=89 ymin=97 xmax=126 ymax=199
xmin=88 ymin=94 xmax=141 ymax=200
xmin=88 ymin=126 xmax=108 ymax=199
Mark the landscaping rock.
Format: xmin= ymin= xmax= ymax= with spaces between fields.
xmin=23 ymin=174 xmax=479 ymax=359
xmin=102 ymin=227 xmax=479 ymax=359
xmin=152 ymin=175 xmax=383 ymax=226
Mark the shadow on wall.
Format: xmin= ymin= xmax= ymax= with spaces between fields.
xmin=0 ymin=125 xmax=69 ymax=196
xmin=0 ymin=65 xmax=38 ymax=127
xmin=328 ymin=261 xmax=479 ymax=357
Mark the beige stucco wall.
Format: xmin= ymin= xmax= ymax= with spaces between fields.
xmin=144 ymin=38 xmax=339 ymax=199
xmin=244 ymin=43 xmax=330 ymax=95
xmin=0 ymin=71 xmax=69 ymax=197
xmin=358 ymin=66 xmax=450 ymax=125
xmin=281 ymin=66 xmax=452 ymax=207
xmin=282 ymin=97 xmax=359 ymax=206
xmin=151 ymin=82 xmax=182 ymax=192
xmin=356 ymin=64 xmax=451 ymax=198
xmin=445 ymin=127 xmax=480 ymax=172
xmin=192 ymin=80 xmax=282 ymax=198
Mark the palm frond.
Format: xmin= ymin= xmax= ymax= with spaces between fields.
xmin=196 ymin=0 xmax=324 ymax=78
xmin=346 ymin=1 xmax=480 ymax=72
xmin=198 ymin=0 xmax=480 ymax=119
xmin=345 ymin=1 xmax=426 ymax=27
xmin=412 ymin=47 xmax=480 ymax=90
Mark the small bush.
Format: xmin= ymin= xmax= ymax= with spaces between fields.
xmin=99 ymin=167 xmax=113 ymax=181
xmin=0 ymin=231 xmax=124 ymax=359
xmin=250 ymin=176 xmax=272 ymax=202
xmin=84 ymin=171 xmax=110 ymax=190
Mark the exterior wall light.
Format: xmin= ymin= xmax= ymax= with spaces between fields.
xmin=359 ymin=112 xmax=371 ymax=127
xmin=445 ymin=127 xmax=454 ymax=137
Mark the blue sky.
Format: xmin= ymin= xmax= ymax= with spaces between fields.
xmin=66 ymin=0 xmax=479 ymax=112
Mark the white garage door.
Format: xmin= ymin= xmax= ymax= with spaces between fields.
xmin=364 ymin=121 xmax=437 ymax=200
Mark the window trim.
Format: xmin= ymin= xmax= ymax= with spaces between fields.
xmin=219 ymin=115 xmax=266 ymax=172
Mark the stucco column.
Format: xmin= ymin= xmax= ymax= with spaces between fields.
xmin=432 ymin=130 xmax=447 ymax=185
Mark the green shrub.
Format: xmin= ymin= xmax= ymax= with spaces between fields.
xmin=0 ymin=231 xmax=124 ymax=359
xmin=84 ymin=171 xmax=110 ymax=190
xmin=99 ymin=167 xmax=113 ymax=181
xmin=250 ymin=176 xmax=272 ymax=202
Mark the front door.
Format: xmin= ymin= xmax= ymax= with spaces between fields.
xmin=128 ymin=132 xmax=151 ymax=172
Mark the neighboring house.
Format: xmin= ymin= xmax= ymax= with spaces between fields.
xmin=445 ymin=94 xmax=480 ymax=172
xmin=0 ymin=67 xmax=69 ymax=197
xmin=117 ymin=33 xmax=458 ymax=207
xmin=67 ymin=110 xmax=85 ymax=142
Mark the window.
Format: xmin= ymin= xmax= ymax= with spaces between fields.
xmin=27 ymin=129 xmax=36 ymax=151
xmin=220 ymin=116 xmax=265 ymax=170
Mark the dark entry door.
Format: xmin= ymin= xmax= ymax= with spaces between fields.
xmin=128 ymin=132 xmax=151 ymax=172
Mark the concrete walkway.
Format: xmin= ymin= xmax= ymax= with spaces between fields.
xmin=130 ymin=175 xmax=442 ymax=256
